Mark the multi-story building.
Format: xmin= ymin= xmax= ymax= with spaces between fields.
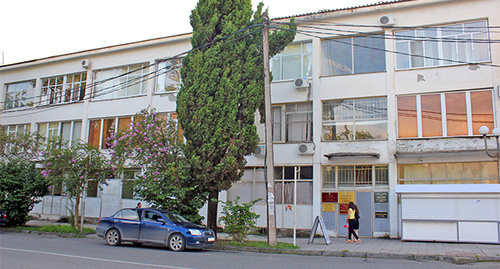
xmin=1 ymin=0 xmax=499 ymax=243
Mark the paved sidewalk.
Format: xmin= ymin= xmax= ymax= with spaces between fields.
xmin=18 ymin=219 xmax=500 ymax=264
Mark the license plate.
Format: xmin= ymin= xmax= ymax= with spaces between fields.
xmin=207 ymin=237 xmax=215 ymax=242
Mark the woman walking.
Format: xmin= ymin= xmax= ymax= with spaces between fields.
xmin=346 ymin=202 xmax=361 ymax=244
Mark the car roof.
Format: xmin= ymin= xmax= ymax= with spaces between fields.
xmin=121 ymin=208 xmax=175 ymax=214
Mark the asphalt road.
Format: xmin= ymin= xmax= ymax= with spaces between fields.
xmin=0 ymin=232 xmax=497 ymax=269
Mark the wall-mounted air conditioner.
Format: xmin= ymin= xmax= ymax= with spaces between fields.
xmin=81 ymin=59 xmax=91 ymax=69
xmin=254 ymin=145 xmax=265 ymax=158
xmin=298 ymin=143 xmax=315 ymax=155
xmin=294 ymin=78 xmax=309 ymax=91
xmin=379 ymin=15 xmax=394 ymax=26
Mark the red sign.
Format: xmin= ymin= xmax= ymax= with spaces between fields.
xmin=322 ymin=192 xmax=338 ymax=203
xmin=339 ymin=203 xmax=349 ymax=214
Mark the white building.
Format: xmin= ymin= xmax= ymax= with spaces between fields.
xmin=1 ymin=0 xmax=499 ymax=243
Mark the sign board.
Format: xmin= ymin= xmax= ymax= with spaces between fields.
xmin=375 ymin=211 xmax=388 ymax=218
xmin=338 ymin=192 xmax=354 ymax=204
xmin=339 ymin=203 xmax=349 ymax=214
xmin=374 ymin=192 xmax=388 ymax=203
xmin=307 ymin=216 xmax=331 ymax=245
xmin=322 ymin=192 xmax=338 ymax=203
xmin=322 ymin=203 xmax=335 ymax=212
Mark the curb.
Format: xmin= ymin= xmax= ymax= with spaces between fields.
xmin=212 ymin=245 xmax=500 ymax=264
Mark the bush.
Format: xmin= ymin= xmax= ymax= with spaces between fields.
xmin=0 ymin=161 xmax=48 ymax=226
xmin=219 ymin=197 xmax=261 ymax=242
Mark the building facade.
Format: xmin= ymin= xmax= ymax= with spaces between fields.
xmin=1 ymin=0 xmax=499 ymax=243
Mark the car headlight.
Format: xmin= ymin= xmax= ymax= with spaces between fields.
xmin=189 ymin=229 xmax=202 ymax=236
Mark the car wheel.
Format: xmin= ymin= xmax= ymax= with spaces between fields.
xmin=168 ymin=234 xmax=186 ymax=251
xmin=106 ymin=229 xmax=121 ymax=246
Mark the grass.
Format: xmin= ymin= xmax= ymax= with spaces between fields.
xmin=217 ymin=240 xmax=299 ymax=249
xmin=14 ymin=225 xmax=95 ymax=234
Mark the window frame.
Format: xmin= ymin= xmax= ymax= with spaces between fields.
xmin=395 ymin=20 xmax=491 ymax=70
xmin=155 ymin=58 xmax=182 ymax=93
xmin=274 ymin=166 xmax=313 ymax=205
xmin=92 ymin=63 xmax=149 ymax=100
xmin=271 ymin=41 xmax=313 ymax=82
xmin=37 ymin=120 xmax=82 ymax=147
xmin=4 ymin=80 xmax=36 ymax=109
xmin=322 ymin=97 xmax=388 ymax=141
xmin=321 ymin=34 xmax=386 ymax=76
xmin=322 ymin=165 xmax=389 ymax=190
xmin=272 ymin=102 xmax=313 ymax=143
xmin=396 ymin=89 xmax=494 ymax=138
xmin=40 ymin=72 xmax=87 ymax=106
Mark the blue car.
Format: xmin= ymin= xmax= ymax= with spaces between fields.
xmin=96 ymin=208 xmax=215 ymax=251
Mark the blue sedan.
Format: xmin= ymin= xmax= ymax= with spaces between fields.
xmin=96 ymin=208 xmax=215 ymax=251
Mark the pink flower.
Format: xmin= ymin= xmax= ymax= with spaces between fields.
xmin=71 ymin=159 xmax=76 ymax=163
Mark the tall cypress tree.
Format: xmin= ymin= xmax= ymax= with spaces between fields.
xmin=177 ymin=0 xmax=295 ymax=231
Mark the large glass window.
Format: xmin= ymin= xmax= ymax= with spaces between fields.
xmin=323 ymin=165 xmax=388 ymax=189
xmin=274 ymin=166 xmax=313 ymax=205
xmin=227 ymin=167 xmax=266 ymax=204
xmin=397 ymin=90 xmax=493 ymax=138
xmin=88 ymin=116 xmax=131 ymax=148
xmin=323 ymin=97 xmax=387 ymax=141
xmin=93 ymin=63 xmax=149 ymax=100
xmin=271 ymin=42 xmax=312 ymax=81
xmin=272 ymin=102 xmax=313 ymax=142
xmin=38 ymin=121 xmax=82 ymax=146
xmin=4 ymin=80 xmax=36 ymax=109
xmin=395 ymin=20 xmax=490 ymax=69
xmin=321 ymin=34 xmax=386 ymax=76
xmin=40 ymin=72 xmax=87 ymax=105
xmin=398 ymin=162 xmax=498 ymax=184
xmin=156 ymin=59 xmax=181 ymax=93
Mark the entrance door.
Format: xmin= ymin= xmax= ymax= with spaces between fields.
xmin=356 ymin=192 xmax=372 ymax=237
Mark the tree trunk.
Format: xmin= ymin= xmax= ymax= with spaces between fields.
xmin=207 ymin=190 xmax=219 ymax=233
xmin=74 ymin=194 xmax=80 ymax=229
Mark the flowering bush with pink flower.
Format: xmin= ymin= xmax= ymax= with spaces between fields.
xmin=107 ymin=108 xmax=205 ymax=223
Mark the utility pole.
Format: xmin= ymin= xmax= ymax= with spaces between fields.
xmin=262 ymin=12 xmax=277 ymax=247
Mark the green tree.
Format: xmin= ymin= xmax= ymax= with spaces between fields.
xmin=0 ymin=129 xmax=48 ymax=226
xmin=107 ymin=108 xmax=206 ymax=223
xmin=42 ymin=140 xmax=110 ymax=229
xmin=219 ymin=196 xmax=261 ymax=242
xmin=177 ymin=0 xmax=296 ymax=230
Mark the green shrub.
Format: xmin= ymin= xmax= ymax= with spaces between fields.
xmin=219 ymin=196 xmax=261 ymax=242
xmin=0 ymin=161 xmax=48 ymax=226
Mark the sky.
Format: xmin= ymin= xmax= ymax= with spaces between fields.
xmin=0 ymin=0 xmax=381 ymax=65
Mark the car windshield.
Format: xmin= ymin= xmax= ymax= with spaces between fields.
xmin=165 ymin=212 xmax=190 ymax=224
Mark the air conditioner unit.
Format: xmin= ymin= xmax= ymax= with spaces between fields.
xmin=294 ymin=78 xmax=309 ymax=91
xmin=298 ymin=143 xmax=315 ymax=155
xmin=253 ymin=145 xmax=265 ymax=158
xmin=379 ymin=15 xmax=394 ymax=26
xmin=81 ymin=59 xmax=91 ymax=69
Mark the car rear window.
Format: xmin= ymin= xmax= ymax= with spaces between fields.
xmin=116 ymin=209 xmax=139 ymax=220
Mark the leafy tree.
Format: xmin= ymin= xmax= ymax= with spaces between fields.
xmin=107 ymin=108 xmax=206 ymax=223
xmin=0 ymin=129 xmax=48 ymax=226
xmin=177 ymin=0 xmax=296 ymax=231
xmin=219 ymin=196 xmax=261 ymax=242
xmin=42 ymin=140 xmax=110 ymax=229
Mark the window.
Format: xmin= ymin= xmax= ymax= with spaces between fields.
xmin=395 ymin=20 xmax=490 ymax=69
xmin=274 ymin=166 xmax=313 ymax=205
xmin=121 ymin=169 xmax=140 ymax=199
xmin=398 ymin=162 xmax=498 ymax=184
xmin=93 ymin=63 xmax=149 ymax=100
xmin=117 ymin=209 xmax=139 ymax=220
xmin=273 ymin=102 xmax=312 ymax=142
xmin=227 ymin=168 xmax=266 ymax=204
xmin=323 ymin=97 xmax=387 ymax=141
xmin=322 ymin=34 xmax=386 ymax=76
xmin=88 ymin=117 xmax=132 ymax=148
xmin=4 ymin=80 xmax=36 ymax=109
xmin=38 ymin=121 xmax=82 ymax=146
xmin=156 ymin=59 xmax=181 ymax=93
xmin=4 ymin=124 xmax=31 ymax=135
xmin=40 ymin=72 xmax=87 ymax=105
xmin=322 ymin=165 xmax=389 ymax=189
xmin=271 ymin=42 xmax=312 ymax=81
xmin=397 ymin=90 xmax=493 ymax=138
xmin=144 ymin=210 xmax=163 ymax=222
xmin=87 ymin=181 xmax=99 ymax=198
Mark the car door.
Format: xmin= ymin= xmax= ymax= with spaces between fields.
xmin=115 ymin=209 xmax=141 ymax=241
xmin=140 ymin=210 xmax=170 ymax=243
